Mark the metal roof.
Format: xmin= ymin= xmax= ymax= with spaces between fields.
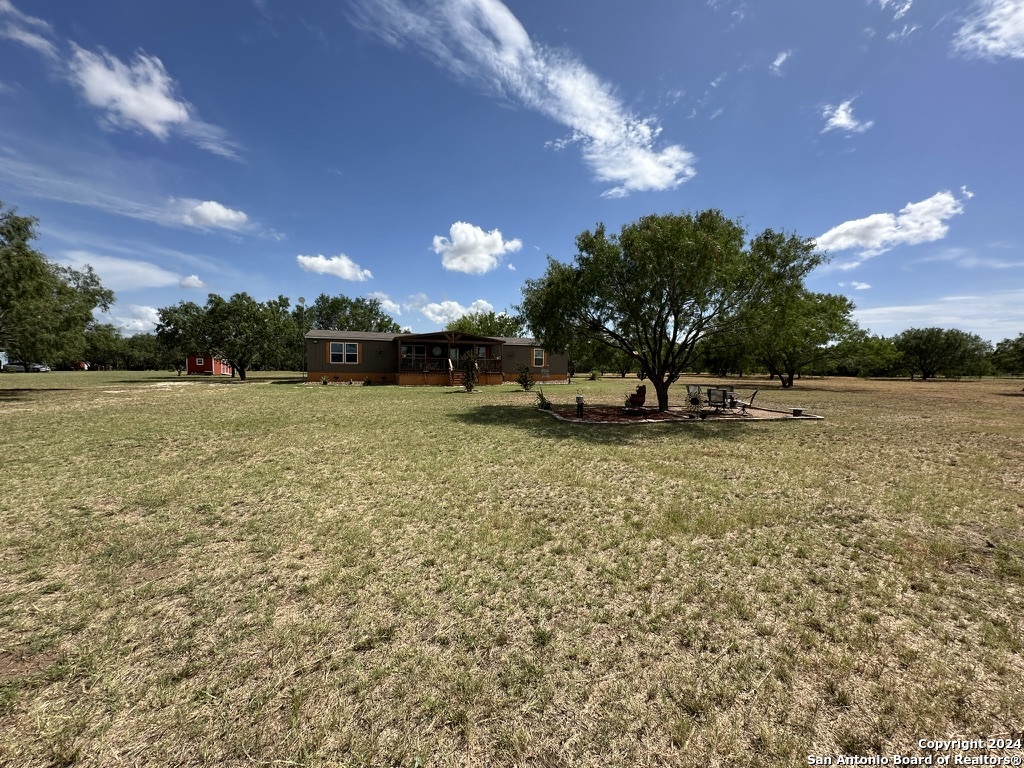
xmin=304 ymin=330 xmax=540 ymax=345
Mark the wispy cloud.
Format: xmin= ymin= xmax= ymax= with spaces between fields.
xmin=955 ymin=0 xmax=1024 ymax=58
xmin=840 ymin=281 xmax=873 ymax=290
xmin=67 ymin=45 xmax=240 ymax=158
xmin=817 ymin=190 xmax=969 ymax=267
xmin=888 ymin=24 xmax=920 ymax=42
xmin=770 ymin=50 xmax=792 ymax=75
xmin=854 ymin=289 xmax=1024 ymax=342
xmin=350 ymin=0 xmax=695 ymax=197
xmin=432 ymin=221 xmax=522 ymax=274
xmin=0 ymin=0 xmax=58 ymax=60
xmin=296 ymin=253 xmax=373 ymax=281
xmin=821 ymin=99 xmax=874 ymax=134
xmin=59 ymin=250 xmax=185 ymax=291
xmin=877 ymin=0 xmax=913 ymax=20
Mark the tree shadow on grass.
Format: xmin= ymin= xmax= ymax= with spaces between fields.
xmin=451 ymin=404 xmax=752 ymax=444
xmin=0 ymin=388 xmax=77 ymax=401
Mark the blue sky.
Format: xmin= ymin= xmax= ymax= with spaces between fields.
xmin=2 ymin=0 xmax=1022 ymax=341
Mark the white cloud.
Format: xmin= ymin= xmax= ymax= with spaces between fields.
xmin=366 ymin=291 xmax=401 ymax=316
xmin=432 ymin=221 xmax=522 ymax=274
xmin=419 ymin=298 xmax=494 ymax=326
xmin=888 ymin=24 xmax=920 ymax=41
xmin=181 ymin=200 xmax=249 ymax=230
xmin=60 ymin=250 xmax=183 ymax=291
xmin=67 ymin=45 xmax=239 ymax=157
xmin=854 ymin=289 xmax=1024 ymax=342
xmin=296 ymin=253 xmax=373 ymax=281
xmin=821 ymin=99 xmax=874 ymax=134
xmin=179 ymin=274 xmax=207 ymax=289
xmin=96 ymin=304 xmax=160 ymax=336
xmin=878 ymin=0 xmax=913 ymax=20
xmin=770 ymin=50 xmax=792 ymax=75
xmin=352 ymin=0 xmax=695 ymax=197
xmin=817 ymin=190 xmax=967 ymax=265
xmin=1 ymin=21 xmax=59 ymax=59
xmin=0 ymin=1 xmax=58 ymax=59
xmin=852 ymin=281 xmax=871 ymax=290
xmin=955 ymin=0 xmax=1024 ymax=58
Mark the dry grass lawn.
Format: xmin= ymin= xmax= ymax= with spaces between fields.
xmin=1 ymin=371 xmax=1022 ymax=767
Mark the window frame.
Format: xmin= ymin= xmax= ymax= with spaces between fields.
xmin=533 ymin=348 xmax=545 ymax=367
xmin=329 ymin=342 xmax=359 ymax=365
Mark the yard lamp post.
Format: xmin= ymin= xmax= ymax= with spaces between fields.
xmin=576 ymin=389 xmax=585 ymax=418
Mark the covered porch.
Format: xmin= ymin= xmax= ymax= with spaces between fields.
xmin=395 ymin=331 xmax=505 ymax=386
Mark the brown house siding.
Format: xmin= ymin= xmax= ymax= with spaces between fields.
xmin=304 ymin=331 xmax=567 ymax=384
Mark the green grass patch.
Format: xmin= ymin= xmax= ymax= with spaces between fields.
xmin=1 ymin=371 xmax=1023 ymax=766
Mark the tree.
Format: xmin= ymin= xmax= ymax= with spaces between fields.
xmin=749 ymin=291 xmax=859 ymax=387
xmin=1 ymin=201 xmax=114 ymax=364
xmin=991 ymin=334 xmax=1024 ymax=376
xmin=445 ymin=310 xmax=526 ymax=338
xmin=520 ymin=210 xmax=823 ymax=410
xmin=829 ymin=333 xmax=904 ymax=378
xmin=309 ymin=294 xmax=401 ymax=333
xmin=204 ymin=293 xmax=268 ymax=381
xmin=894 ymin=327 xmax=992 ymax=380
xmin=156 ymin=301 xmax=208 ymax=374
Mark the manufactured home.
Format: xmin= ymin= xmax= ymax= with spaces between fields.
xmin=305 ymin=330 xmax=568 ymax=385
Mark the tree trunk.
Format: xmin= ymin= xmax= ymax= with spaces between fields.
xmin=236 ymin=365 xmax=246 ymax=381
xmin=652 ymin=377 xmax=671 ymax=411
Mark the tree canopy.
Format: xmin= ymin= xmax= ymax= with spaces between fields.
xmin=445 ymin=310 xmax=525 ymax=338
xmin=520 ymin=209 xmax=824 ymax=409
xmin=1 ymin=201 xmax=113 ymax=365
xmin=894 ymin=327 xmax=992 ymax=380
xmin=309 ymin=294 xmax=401 ymax=333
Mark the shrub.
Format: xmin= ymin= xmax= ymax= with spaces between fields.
xmin=516 ymin=363 xmax=536 ymax=391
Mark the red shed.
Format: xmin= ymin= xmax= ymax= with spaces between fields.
xmin=186 ymin=355 xmax=233 ymax=376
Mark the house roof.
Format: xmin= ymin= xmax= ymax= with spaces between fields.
xmin=304 ymin=329 xmax=541 ymax=346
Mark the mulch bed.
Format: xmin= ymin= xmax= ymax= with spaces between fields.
xmin=545 ymin=404 xmax=821 ymax=424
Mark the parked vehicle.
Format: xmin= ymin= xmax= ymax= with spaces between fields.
xmin=28 ymin=363 xmax=51 ymax=372
xmin=3 ymin=363 xmax=26 ymax=372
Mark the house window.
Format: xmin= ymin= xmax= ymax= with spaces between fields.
xmin=329 ymin=342 xmax=359 ymax=364
xmin=400 ymin=344 xmax=426 ymax=369
xmin=533 ymin=348 xmax=545 ymax=367
xmin=196 ymin=357 xmax=204 ymax=365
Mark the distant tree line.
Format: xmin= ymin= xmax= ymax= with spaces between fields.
xmin=4 ymin=201 xmax=1023 ymax=386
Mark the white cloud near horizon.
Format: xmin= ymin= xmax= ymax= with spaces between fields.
xmin=351 ymin=0 xmax=695 ymax=197
xmin=419 ymin=298 xmax=494 ymax=325
xmin=821 ymin=99 xmax=874 ymax=134
xmin=296 ymin=253 xmax=373 ymax=281
xmin=97 ymin=304 xmax=161 ymax=335
xmin=854 ymin=289 xmax=1024 ymax=342
xmin=59 ymin=250 xmax=183 ymax=291
xmin=816 ymin=190 xmax=968 ymax=267
xmin=181 ymin=200 xmax=249 ymax=230
xmin=67 ymin=45 xmax=240 ymax=158
xmin=432 ymin=221 xmax=522 ymax=274
xmin=955 ymin=0 xmax=1024 ymax=59
xmin=366 ymin=291 xmax=402 ymax=316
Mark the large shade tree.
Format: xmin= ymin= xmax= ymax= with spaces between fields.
xmin=1 ymin=202 xmax=114 ymax=364
xmin=894 ymin=327 xmax=992 ymax=380
xmin=748 ymin=290 xmax=859 ymax=387
xmin=520 ymin=210 xmax=824 ymax=410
